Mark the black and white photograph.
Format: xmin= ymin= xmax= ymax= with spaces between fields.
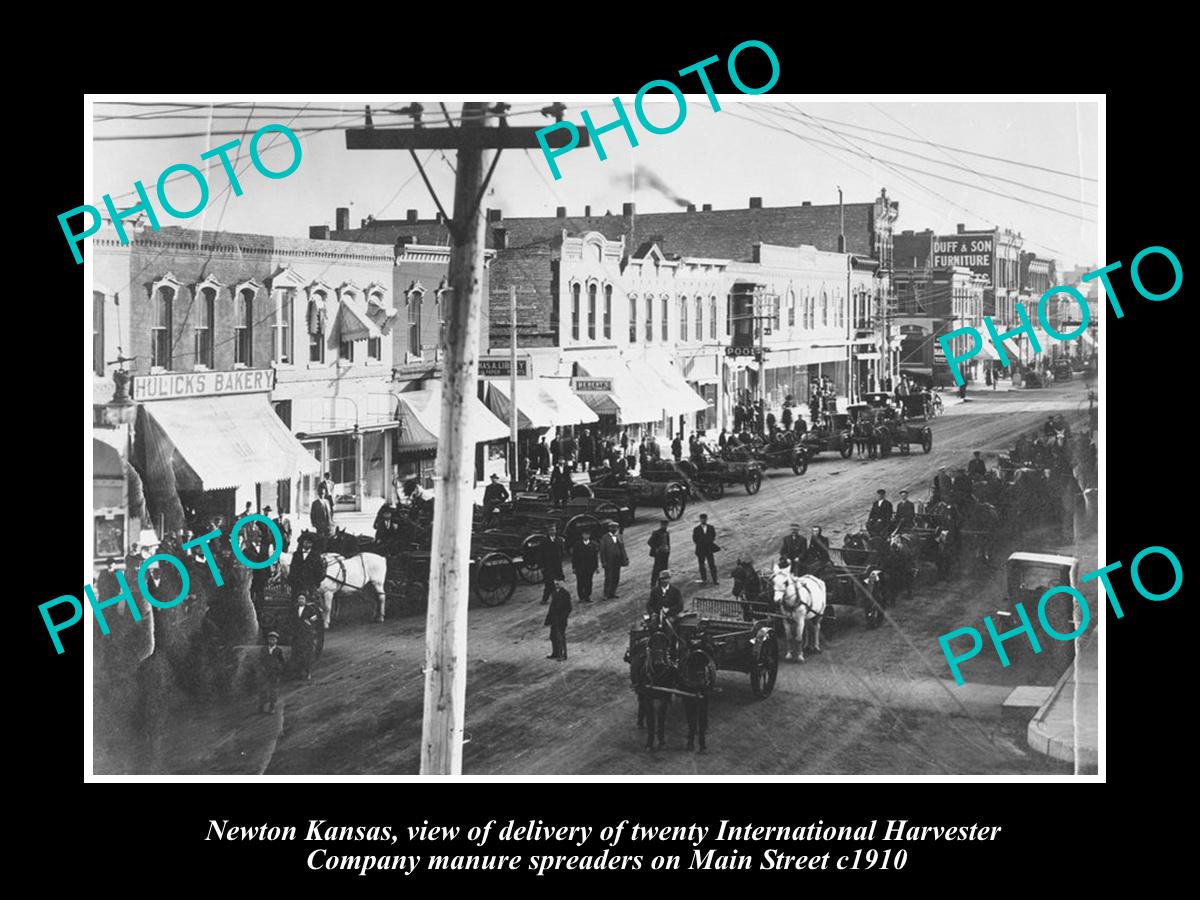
xmin=83 ymin=95 xmax=1101 ymax=778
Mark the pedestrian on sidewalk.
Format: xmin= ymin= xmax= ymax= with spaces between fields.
xmin=599 ymin=520 xmax=628 ymax=600
xmin=545 ymin=578 xmax=572 ymax=660
xmin=648 ymin=520 xmax=671 ymax=586
xmin=539 ymin=524 xmax=566 ymax=604
xmin=693 ymin=513 xmax=719 ymax=585
xmin=571 ymin=531 xmax=599 ymax=603
xmin=258 ymin=632 xmax=287 ymax=714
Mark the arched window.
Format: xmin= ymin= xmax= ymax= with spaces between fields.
xmin=272 ymin=289 xmax=292 ymax=365
xmin=409 ymin=290 xmax=423 ymax=356
xmin=235 ymin=287 xmax=255 ymax=366
xmin=603 ymin=284 xmax=613 ymax=339
xmin=787 ymin=289 xmax=796 ymax=328
xmin=93 ymin=291 xmax=105 ymax=376
xmin=196 ymin=287 xmax=216 ymax=368
xmin=661 ymin=295 xmax=669 ymax=342
xmin=629 ymin=295 xmax=638 ymax=343
xmin=710 ymin=295 xmax=717 ymax=340
xmin=680 ymin=296 xmax=689 ymax=342
xmin=821 ymin=291 xmax=828 ymax=328
xmin=309 ymin=290 xmax=327 ymax=363
xmin=571 ymin=283 xmax=581 ymax=341
xmin=644 ymin=295 xmax=653 ymax=342
xmin=587 ymin=283 xmax=597 ymax=340
xmin=151 ymin=284 xmax=174 ymax=370
xmin=694 ymin=295 xmax=703 ymax=341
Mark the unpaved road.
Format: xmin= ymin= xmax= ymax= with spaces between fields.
xmin=261 ymin=382 xmax=1095 ymax=775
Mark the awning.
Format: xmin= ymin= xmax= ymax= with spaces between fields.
xmin=641 ymin=361 xmax=708 ymax=416
xmin=484 ymin=378 xmax=598 ymax=430
xmin=392 ymin=382 xmax=510 ymax=450
xmin=94 ymin=438 xmax=124 ymax=510
xmin=366 ymin=297 xmax=398 ymax=336
xmin=574 ymin=360 xmax=667 ymax=424
xmin=334 ymin=298 xmax=382 ymax=342
xmin=980 ymin=340 xmax=1003 ymax=361
xmin=141 ymin=395 xmax=320 ymax=491
xmin=276 ymin=377 xmax=397 ymax=434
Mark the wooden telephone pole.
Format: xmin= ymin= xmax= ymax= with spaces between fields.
xmin=345 ymin=103 xmax=584 ymax=775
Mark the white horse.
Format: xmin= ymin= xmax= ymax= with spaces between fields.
xmin=317 ymin=552 xmax=389 ymax=629
xmin=771 ymin=567 xmax=828 ymax=663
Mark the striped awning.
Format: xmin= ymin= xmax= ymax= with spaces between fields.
xmin=335 ymin=298 xmax=382 ymax=342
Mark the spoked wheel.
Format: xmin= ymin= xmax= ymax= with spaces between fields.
xmin=839 ymin=435 xmax=854 ymax=459
xmin=745 ymin=469 xmax=763 ymax=495
xmin=570 ymin=483 xmax=595 ymax=499
xmin=518 ymin=534 xmax=545 ymax=583
xmin=564 ymin=513 xmax=601 ymax=546
xmin=593 ymin=501 xmax=623 ymax=524
xmin=791 ymin=451 xmax=809 ymax=476
xmin=662 ymin=487 xmax=687 ymax=520
xmin=922 ymin=429 xmax=933 ymax=453
xmin=750 ymin=637 xmax=779 ymax=698
xmin=700 ymin=480 xmax=725 ymax=501
xmin=473 ymin=552 xmax=517 ymax=607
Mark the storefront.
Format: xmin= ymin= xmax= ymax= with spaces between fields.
xmin=571 ymin=360 xmax=669 ymax=442
xmin=482 ymin=376 xmax=599 ymax=477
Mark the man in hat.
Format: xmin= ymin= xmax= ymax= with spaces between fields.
xmin=780 ymin=524 xmax=807 ymax=576
xmin=647 ymin=570 xmax=683 ymax=622
xmin=571 ymin=530 xmax=600 ymax=603
xmin=311 ymin=485 xmax=333 ymax=537
xmin=483 ymin=473 xmax=510 ymax=509
xmin=805 ymin=526 xmax=831 ymax=571
xmin=265 ymin=505 xmax=291 ymax=554
xmin=534 ymin=435 xmax=551 ymax=474
xmin=599 ymin=520 xmax=627 ymax=600
xmin=539 ymin=523 xmax=566 ymax=604
xmin=258 ymin=631 xmax=287 ymax=714
xmin=545 ymin=578 xmax=572 ymax=660
xmin=692 ymin=513 xmax=719 ymax=585
xmin=289 ymin=533 xmax=324 ymax=601
xmin=893 ymin=489 xmax=916 ymax=535
xmin=549 ymin=461 xmax=572 ymax=508
xmin=867 ymin=489 xmax=892 ymax=538
xmin=648 ymin=520 xmax=671 ymax=587
xmin=293 ymin=594 xmax=324 ymax=681
xmin=967 ymin=450 xmax=987 ymax=479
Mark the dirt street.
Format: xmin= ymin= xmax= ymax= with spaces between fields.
xmin=247 ymin=382 xmax=1095 ymax=775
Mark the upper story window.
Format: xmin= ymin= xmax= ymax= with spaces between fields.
xmin=628 ymin=295 xmax=638 ymax=343
xmin=571 ymin=283 xmax=581 ymax=341
xmin=603 ymin=284 xmax=612 ymax=340
xmin=195 ymin=286 xmax=216 ymax=369
xmin=644 ymin=295 xmax=653 ymax=343
xmin=272 ymin=289 xmax=293 ymax=365
xmin=709 ymin=296 xmax=717 ymax=340
xmin=725 ymin=294 xmax=732 ymax=337
xmin=680 ymin=296 xmax=689 ymax=342
xmin=694 ymin=295 xmax=703 ymax=341
xmin=234 ymin=284 xmax=256 ymax=366
xmin=773 ymin=295 xmax=781 ymax=331
xmin=587 ymin=283 xmax=597 ymax=340
xmin=787 ymin=290 xmax=796 ymax=328
xmin=93 ymin=291 xmax=105 ymax=376
xmin=408 ymin=289 xmax=424 ymax=357
xmin=660 ymin=295 xmax=669 ymax=342
xmin=309 ymin=289 xmax=328 ymax=363
xmin=821 ymin=291 xmax=828 ymax=328
xmin=150 ymin=279 xmax=177 ymax=370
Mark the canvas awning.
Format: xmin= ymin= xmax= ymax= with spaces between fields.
xmin=641 ymin=361 xmax=708 ymax=416
xmin=334 ymin=298 xmax=382 ymax=342
xmin=392 ymin=382 xmax=509 ymax=450
xmin=140 ymin=395 xmax=320 ymax=491
xmin=573 ymin=359 xmax=667 ymax=424
xmin=484 ymin=378 xmax=598 ymax=430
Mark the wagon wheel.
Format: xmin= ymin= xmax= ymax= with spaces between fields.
xmin=791 ymin=450 xmax=809 ymax=476
xmin=899 ymin=437 xmax=911 ymax=456
xmin=473 ymin=551 xmax=517 ymax=607
xmin=661 ymin=486 xmax=687 ymax=521
xmin=700 ymin=479 xmax=725 ymax=501
xmin=878 ymin=430 xmax=892 ymax=458
xmin=922 ymin=428 xmax=933 ymax=453
xmin=744 ymin=468 xmax=763 ymax=495
xmin=593 ymin=500 xmax=623 ymax=524
xmin=570 ymin=483 xmax=594 ymax=500
xmin=564 ymin=513 xmax=601 ymax=546
xmin=518 ymin=533 xmax=546 ymax=583
xmin=750 ymin=636 xmax=779 ymax=698
xmin=839 ymin=432 xmax=854 ymax=459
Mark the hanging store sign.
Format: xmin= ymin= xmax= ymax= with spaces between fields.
xmin=132 ymin=367 xmax=276 ymax=401
xmin=725 ymin=345 xmax=766 ymax=361
xmin=478 ymin=356 xmax=533 ymax=379
xmin=571 ymin=377 xmax=613 ymax=392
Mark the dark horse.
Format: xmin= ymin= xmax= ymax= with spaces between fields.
xmin=731 ymin=559 xmax=770 ymax=604
xmin=628 ymin=615 xmax=715 ymax=752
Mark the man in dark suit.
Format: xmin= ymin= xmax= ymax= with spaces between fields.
xmin=780 ymin=523 xmax=807 ymax=575
xmin=692 ymin=513 xmax=719 ymax=585
xmin=549 ymin=462 xmax=571 ymax=507
xmin=533 ymin=436 xmax=551 ymax=474
xmin=544 ymin=578 xmax=572 ymax=660
xmin=805 ymin=526 xmax=831 ymax=572
xmin=647 ymin=570 xmax=683 ymax=621
xmin=483 ymin=473 xmax=510 ymax=508
xmin=288 ymin=534 xmax=324 ymax=601
xmin=571 ymin=531 xmax=600 ymax=603
xmin=549 ymin=432 xmax=562 ymax=468
xmin=867 ymin=489 xmax=893 ymax=538
xmin=648 ymin=520 xmax=671 ymax=586
xmin=967 ymin=450 xmax=987 ymax=479
xmin=671 ymin=434 xmax=683 ymax=462
xmin=539 ymin=524 xmax=566 ymax=604
xmin=598 ymin=521 xmax=627 ymax=600
xmin=893 ymin=489 xmax=916 ymax=534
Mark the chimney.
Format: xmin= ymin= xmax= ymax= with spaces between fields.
xmin=686 ymin=203 xmax=696 ymax=212
xmin=801 ymin=201 xmax=812 ymax=207
xmin=902 ymin=229 xmax=913 ymax=235
xmin=435 ymin=211 xmax=445 ymax=224
xmin=494 ymin=227 xmax=508 ymax=250
xmin=556 ymin=206 xmax=567 ymax=218
xmin=309 ymin=225 xmax=330 ymax=240
xmin=623 ymin=202 xmax=636 ymax=216
xmin=486 ymin=208 xmax=502 ymax=223
xmin=957 ymin=223 xmax=966 ymax=233
xmin=584 ymin=205 xmax=592 ymax=217
xmin=406 ymin=209 xmax=419 ymax=223
xmin=749 ymin=197 xmax=763 ymax=209
xmin=702 ymin=203 xmax=712 ymax=212
xmin=752 ymin=243 xmax=763 ymax=263
xmin=335 ymin=207 xmax=350 ymax=231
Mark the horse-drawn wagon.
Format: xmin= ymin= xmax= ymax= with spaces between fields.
xmin=724 ymin=431 xmax=809 ymax=476
xmin=797 ymin=412 xmax=855 ymax=460
xmin=675 ymin=447 xmax=765 ymax=498
xmin=585 ymin=468 xmax=689 ymax=521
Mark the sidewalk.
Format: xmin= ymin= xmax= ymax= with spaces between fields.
xmin=1026 ymin=629 xmax=1098 ymax=773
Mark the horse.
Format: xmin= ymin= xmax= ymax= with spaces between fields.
xmin=842 ymin=531 xmax=873 ymax=568
xmin=885 ymin=532 xmax=921 ymax=602
xmin=732 ymin=559 xmax=769 ymax=603
xmin=959 ymin=501 xmax=1001 ymax=567
xmin=629 ymin=626 xmax=676 ymax=751
xmin=315 ymin=551 xmax=389 ymax=629
xmin=771 ymin=568 xmax=827 ymax=662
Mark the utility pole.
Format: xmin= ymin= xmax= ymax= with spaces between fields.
xmin=509 ymin=284 xmax=518 ymax=484
xmin=345 ymin=102 xmax=584 ymax=775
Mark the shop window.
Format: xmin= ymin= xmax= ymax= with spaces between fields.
xmin=195 ymin=287 xmax=215 ymax=369
xmin=235 ymin=287 xmax=254 ymax=366
xmin=571 ymin=282 xmax=580 ymax=341
xmin=680 ymin=296 xmax=689 ymax=342
xmin=587 ymin=283 xmax=597 ymax=340
xmin=272 ymin=289 xmax=292 ymax=365
xmin=92 ymin=291 xmax=105 ymax=376
xmin=603 ymin=284 xmax=612 ymax=340
xmin=151 ymin=284 xmax=174 ymax=370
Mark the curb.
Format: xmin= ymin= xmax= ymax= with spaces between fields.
xmin=1026 ymin=635 xmax=1097 ymax=772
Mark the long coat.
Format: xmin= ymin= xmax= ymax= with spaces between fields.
xmin=571 ymin=540 xmax=600 ymax=576
xmin=599 ymin=532 xmax=627 ymax=569
xmin=544 ymin=585 xmax=572 ymax=626
xmin=540 ymin=536 xmax=566 ymax=580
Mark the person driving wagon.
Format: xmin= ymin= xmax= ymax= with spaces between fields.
xmin=647 ymin=570 xmax=684 ymax=626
